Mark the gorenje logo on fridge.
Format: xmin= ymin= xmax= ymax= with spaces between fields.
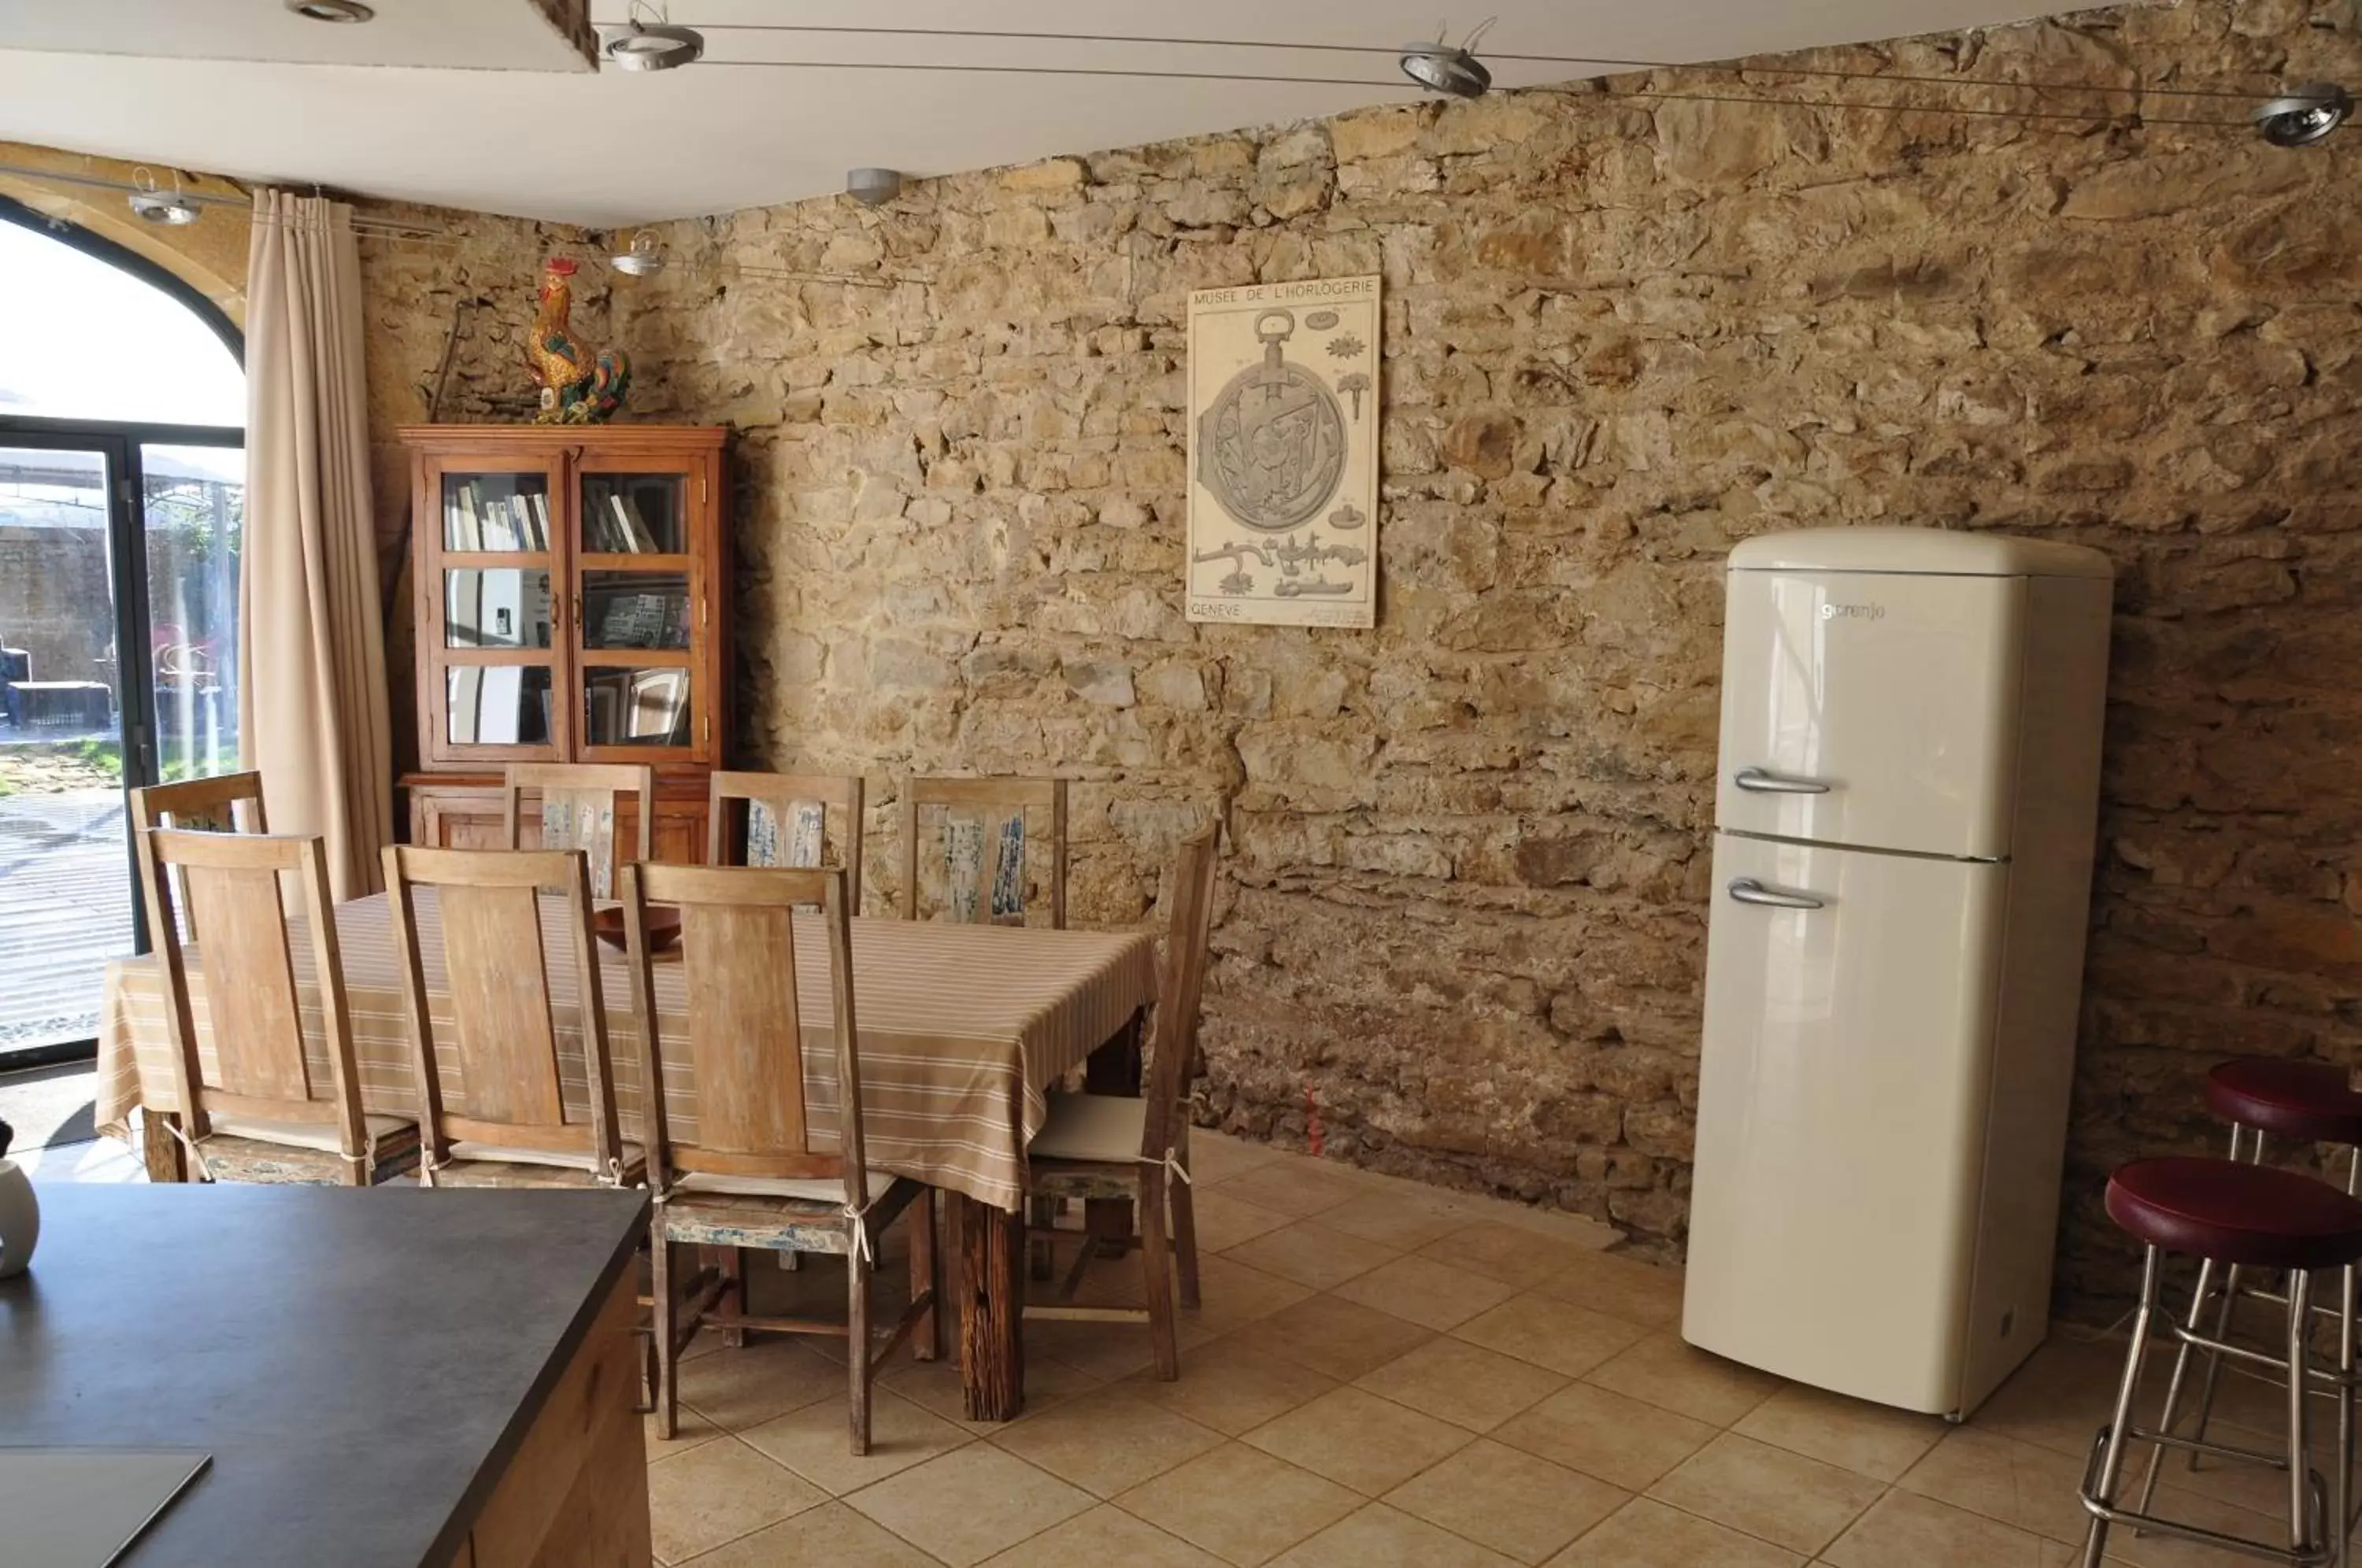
xmin=1820 ymin=601 xmax=1886 ymax=622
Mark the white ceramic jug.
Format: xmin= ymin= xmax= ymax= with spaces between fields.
xmin=0 ymin=1157 xmax=36 ymax=1278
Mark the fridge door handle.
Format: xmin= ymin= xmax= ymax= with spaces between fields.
xmin=1727 ymin=877 xmax=1826 ymax=911
xmin=1733 ymin=766 xmax=1831 ymax=795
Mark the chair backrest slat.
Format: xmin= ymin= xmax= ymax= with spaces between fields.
xmin=1141 ymin=823 xmax=1221 ymax=1162
xmin=141 ymin=829 xmax=368 ymax=1164
xmin=622 ymin=862 xmax=864 ymax=1203
xmin=130 ymin=771 xmax=268 ymax=944
xmin=709 ymin=770 xmax=866 ymax=908
xmin=502 ymin=763 xmax=655 ymax=899
xmin=382 ymin=843 xmax=623 ymax=1170
xmin=898 ymin=775 xmax=1067 ymax=928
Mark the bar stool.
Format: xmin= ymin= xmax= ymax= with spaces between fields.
xmin=2140 ymin=1060 xmax=2362 ymax=1560
xmin=2080 ymin=1156 xmax=2362 ymax=1566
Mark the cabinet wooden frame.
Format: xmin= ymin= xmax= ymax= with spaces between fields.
xmin=402 ymin=424 xmax=728 ymax=777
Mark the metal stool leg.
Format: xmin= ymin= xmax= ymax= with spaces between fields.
xmin=2086 ymin=1244 xmax=2164 ymax=1568
xmin=2194 ymin=1127 xmax=2268 ymax=1470
xmin=2334 ymin=1258 xmax=2356 ymax=1568
xmin=2292 ymin=1267 xmax=2320 ymax=1559
xmin=2142 ymin=1122 xmax=2248 ymax=1515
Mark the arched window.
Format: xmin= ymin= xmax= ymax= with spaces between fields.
xmin=0 ymin=199 xmax=246 ymax=1063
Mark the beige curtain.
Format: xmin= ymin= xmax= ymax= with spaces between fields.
xmin=239 ymin=190 xmax=391 ymax=900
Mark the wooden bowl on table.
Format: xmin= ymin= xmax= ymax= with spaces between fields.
xmin=591 ymin=904 xmax=683 ymax=954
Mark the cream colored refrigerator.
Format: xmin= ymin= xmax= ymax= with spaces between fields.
xmin=1682 ymin=527 xmax=2113 ymax=1418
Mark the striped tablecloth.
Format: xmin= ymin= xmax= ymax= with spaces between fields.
xmin=94 ymin=891 xmax=1158 ymax=1211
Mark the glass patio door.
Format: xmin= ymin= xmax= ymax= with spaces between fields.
xmin=0 ymin=433 xmax=244 ymax=1060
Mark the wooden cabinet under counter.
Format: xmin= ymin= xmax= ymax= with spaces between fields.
xmin=1 ymin=1184 xmax=651 ymax=1567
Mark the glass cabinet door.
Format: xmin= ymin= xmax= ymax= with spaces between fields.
xmin=427 ymin=461 xmax=565 ymax=762
xmin=574 ymin=460 xmax=704 ymax=760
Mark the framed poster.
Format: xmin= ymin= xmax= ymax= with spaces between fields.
xmin=1185 ymin=275 xmax=1379 ymax=628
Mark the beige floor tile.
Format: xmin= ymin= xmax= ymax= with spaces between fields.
xmin=1971 ymin=1336 xmax=2148 ymax=1461
xmin=1354 ymin=1336 xmax=1569 ymax=1433
xmin=1190 ymin=1130 xmax=1290 ymax=1185
xmin=1211 ymin=1159 xmax=1372 ymax=1220
xmin=739 ymin=1387 xmax=973 ymax=1496
xmin=1898 ymin=1427 xmax=2095 ymax=1544
xmin=846 ymin=1444 xmax=1094 ymax=1568
xmin=1331 ymin=1252 xmax=1518 ymax=1332
xmin=981 ymin=1503 xmax=1230 ymax=1566
xmin=647 ymin=1437 xmax=831 ymax=1563
xmin=1220 ymin=1219 xmax=1398 ymax=1291
xmin=1545 ymin=1498 xmax=1805 ymax=1567
xmin=677 ymin=1500 xmax=941 ymax=1567
xmin=676 ymin=1338 xmax=847 ymax=1432
xmin=1427 ymin=1222 xmax=1612 ymax=1290
xmin=1821 ymin=1490 xmax=2068 ymax=1568
xmin=1453 ymin=1292 xmax=1649 ymax=1378
xmin=1319 ymin=1189 xmax=1475 ymax=1251
xmin=1582 ymin=1332 xmax=1784 ymax=1427
xmin=1181 ymin=1252 xmax=1320 ymax=1338
xmin=992 ymin=1385 xmax=1226 ymax=1497
xmin=1225 ymin=1292 xmax=1435 ymax=1382
xmin=1123 ymin=1337 xmax=1342 ymax=1436
xmin=1025 ymin=1316 xmax=1161 ymax=1382
xmin=648 ymin=1401 xmax=726 ymax=1463
xmin=1733 ymin=1381 xmax=1948 ymax=1481
xmin=880 ymin=1349 xmax=1103 ymax=1436
xmin=1243 ymin=1385 xmax=1475 ymax=1496
xmin=1495 ymin=1383 xmax=1716 ymax=1492
xmin=1268 ymin=1502 xmax=1521 ymax=1567
xmin=1385 ymin=1438 xmax=1629 ymax=1564
xmin=1645 ymin=1431 xmax=1883 ymax=1555
xmin=1531 ymin=1251 xmax=1686 ymax=1330
xmin=1192 ymin=1189 xmax=1297 ymax=1252
xmin=1115 ymin=1442 xmax=1364 ymax=1566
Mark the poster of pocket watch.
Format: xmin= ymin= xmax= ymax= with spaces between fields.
xmin=1186 ymin=275 xmax=1379 ymax=628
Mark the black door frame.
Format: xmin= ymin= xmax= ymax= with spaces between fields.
xmin=0 ymin=198 xmax=246 ymax=1070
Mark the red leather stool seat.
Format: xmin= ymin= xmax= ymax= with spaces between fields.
xmin=2106 ymin=1156 xmax=2362 ymax=1271
xmin=2207 ymin=1057 xmax=2362 ymax=1147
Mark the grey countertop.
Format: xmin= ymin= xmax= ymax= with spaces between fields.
xmin=0 ymin=1182 xmax=648 ymax=1567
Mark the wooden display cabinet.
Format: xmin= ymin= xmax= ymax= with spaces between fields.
xmin=397 ymin=424 xmax=728 ymax=860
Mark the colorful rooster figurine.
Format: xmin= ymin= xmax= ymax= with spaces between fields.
xmin=527 ymin=257 xmax=630 ymax=424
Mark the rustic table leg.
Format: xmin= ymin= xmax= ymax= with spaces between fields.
xmin=1085 ymin=1008 xmax=1146 ymax=1258
xmin=139 ymin=1108 xmax=187 ymax=1183
xmin=950 ymin=1190 xmax=1026 ymax=1422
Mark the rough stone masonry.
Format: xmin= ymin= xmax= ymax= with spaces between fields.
xmin=364 ymin=0 xmax=2362 ymax=1315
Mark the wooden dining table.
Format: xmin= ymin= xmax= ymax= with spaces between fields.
xmin=92 ymin=889 xmax=1161 ymax=1422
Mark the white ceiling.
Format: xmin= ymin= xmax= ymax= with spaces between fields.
xmin=0 ymin=0 xmax=2095 ymax=227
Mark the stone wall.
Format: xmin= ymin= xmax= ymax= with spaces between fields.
xmin=403 ymin=0 xmax=2356 ymax=1313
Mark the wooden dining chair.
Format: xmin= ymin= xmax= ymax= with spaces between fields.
xmin=708 ymin=770 xmax=866 ymax=907
xmin=897 ymin=775 xmax=1068 ymax=927
xmin=130 ymin=771 xmax=268 ymax=942
xmin=382 ymin=844 xmax=639 ymax=1189
xmin=139 ymin=828 xmax=419 ymax=1185
xmin=1020 ymin=822 xmax=1218 ymax=1378
xmin=502 ymin=762 xmax=655 ymax=898
xmin=618 ymin=860 xmax=939 ymax=1455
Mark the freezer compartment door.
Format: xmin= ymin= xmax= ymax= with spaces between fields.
xmin=1716 ymin=568 xmax=2027 ymax=860
xmin=1683 ymin=833 xmax=2008 ymax=1415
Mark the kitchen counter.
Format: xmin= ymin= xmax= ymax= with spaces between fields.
xmin=0 ymin=1182 xmax=650 ymax=1566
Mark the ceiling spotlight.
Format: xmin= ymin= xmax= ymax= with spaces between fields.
xmin=1399 ymin=41 xmax=1492 ymax=98
xmin=127 ymin=167 xmax=199 ymax=226
xmin=285 ymin=0 xmax=375 ymax=19
xmin=604 ymin=2 xmax=704 ymax=72
xmin=611 ymin=231 xmax=666 ymax=276
xmin=2255 ymin=82 xmax=2352 ymax=146
xmin=846 ymin=168 xmax=903 ymax=208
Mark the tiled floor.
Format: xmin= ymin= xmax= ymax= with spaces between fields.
xmin=635 ymin=1133 xmax=2342 ymax=1568
xmin=35 ymin=1127 xmax=2341 ymax=1566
